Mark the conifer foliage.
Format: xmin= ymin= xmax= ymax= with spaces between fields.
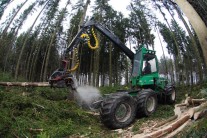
xmin=0 ymin=0 xmax=206 ymax=85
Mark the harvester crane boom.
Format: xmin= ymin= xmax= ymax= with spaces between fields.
xmin=48 ymin=17 xmax=176 ymax=130
xmin=65 ymin=18 xmax=134 ymax=60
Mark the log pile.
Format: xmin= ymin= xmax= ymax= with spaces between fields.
xmin=133 ymin=97 xmax=207 ymax=138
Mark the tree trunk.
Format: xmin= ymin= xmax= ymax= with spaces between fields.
xmin=23 ymin=1 xmax=49 ymax=79
xmin=169 ymin=54 xmax=175 ymax=82
xmin=0 ymin=0 xmax=14 ymax=20
xmin=29 ymin=42 xmax=41 ymax=81
xmin=25 ymin=27 xmax=41 ymax=80
xmin=43 ymin=1 xmax=69 ymax=81
xmin=171 ymin=1 xmax=203 ymax=82
xmin=76 ymin=0 xmax=90 ymax=82
xmin=109 ymin=43 xmax=112 ymax=86
xmin=92 ymin=53 xmax=95 ymax=86
xmin=154 ymin=2 xmax=181 ymax=77
xmin=12 ymin=2 xmax=36 ymax=80
xmin=40 ymin=35 xmax=52 ymax=81
xmin=77 ymin=45 xmax=83 ymax=82
xmin=30 ymin=22 xmax=51 ymax=81
xmin=3 ymin=29 xmax=18 ymax=72
xmin=63 ymin=0 xmax=90 ymax=84
xmin=0 ymin=82 xmax=50 ymax=87
xmin=89 ymin=52 xmax=93 ymax=85
xmin=156 ymin=24 xmax=168 ymax=78
xmin=125 ymin=58 xmax=129 ymax=85
xmin=78 ymin=0 xmax=90 ymax=30
xmin=1 ymin=0 xmax=28 ymax=37
xmin=95 ymin=43 xmax=100 ymax=87
xmin=174 ymin=0 xmax=207 ymax=73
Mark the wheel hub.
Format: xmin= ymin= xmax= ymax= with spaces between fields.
xmin=147 ymin=97 xmax=155 ymax=112
xmin=171 ymin=90 xmax=176 ymax=101
xmin=115 ymin=103 xmax=132 ymax=122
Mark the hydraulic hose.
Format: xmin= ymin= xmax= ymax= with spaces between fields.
xmin=68 ymin=27 xmax=99 ymax=72
xmin=67 ymin=48 xmax=79 ymax=72
xmin=80 ymin=27 xmax=99 ymax=50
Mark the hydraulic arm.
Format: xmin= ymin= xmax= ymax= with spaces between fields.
xmin=65 ymin=18 xmax=134 ymax=60
xmin=49 ymin=18 xmax=134 ymax=88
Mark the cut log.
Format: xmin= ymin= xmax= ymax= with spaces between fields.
xmin=147 ymin=114 xmax=190 ymax=138
xmin=164 ymin=119 xmax=191 ymax=138
xmin=191 ymin=102 xmax=207 ymax=120
xmin=188 ymin=99 xmax=207 ymax=105
xmin=188 ymin=108 xmax=195 ymax=118
xmin=133 ymin=100 xmax=207 ymax=138
xmin=192 ymin=102 xmax=207 ymax=113
xmin=176 ymin=103 xmax=187 ymax=107
xmin=184 ymin=97 xmax=192 ymax=106
xmin=174 ymin=105 xmax=182 ymax=118
xmin=194 ymin=109 xmax=207 ymax=120
xmin=133 ymin=114 xmax=190 ymax=138
xmin=0 ymin=82 xmax=50 ymax=87
xmin=154 ymin=115 xmax=178 ymax=128
xmin=185 ymin=97 xmax=207 ymax=106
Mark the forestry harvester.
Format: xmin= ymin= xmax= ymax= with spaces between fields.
xmin=49 ymin=18 xmax=176 ymax=129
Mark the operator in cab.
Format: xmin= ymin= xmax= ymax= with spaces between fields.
xmin=143 ymin=61 xmax=151 ymax=75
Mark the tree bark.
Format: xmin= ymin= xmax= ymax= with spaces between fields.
xmin=76 ymin=0 xmax=90 ymax=82
xmin=109 ymin=43 xmax=112 ymax=86
xmin=185 ymin=97 xmax=207 ymax=106
xmin=0 ymin=82 xmax=50 ymax=87
xmin=156 ymin=24 xmax=169 ymax=79
xmin=171 ymin=1 xmax=203 ymax=82
xmin=154 ymin=1 xmax=181 ymax=62
xmin=43 ymin=1 xmax=69 ymax=81
xmin=194 ymin=109 xmax=207 ymax=120
xmin=154 ymin=115 xmax=178 ymax=128
xmin=24 ymin=1 xmax=50 ymax=79
xmin=174 ymin=0 xmax=207 ymax=72
xmin=133 ymin=114 xmax=190 ymax=138
xmin=1 ymin=0 xmax=28 ymax=37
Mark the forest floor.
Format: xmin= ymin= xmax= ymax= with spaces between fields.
xmin=0 ymin=73 xmax=207 ymax=137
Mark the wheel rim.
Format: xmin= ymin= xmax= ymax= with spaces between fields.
xmin=146 ymin=96 xmax=156 ymax=112
xmin=115 ymin=103 xmax=132 ymax=122
xmin=171 ymin=90 xmax=176 ymax=101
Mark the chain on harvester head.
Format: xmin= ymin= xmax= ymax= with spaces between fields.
xmin=67 ymin=48 xmax=79 ymax=72
xmin=80 ymin=27 xmax=99 ymax=50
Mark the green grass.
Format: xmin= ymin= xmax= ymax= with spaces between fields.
xmin=0 ymin=87 xmax=115 ymax=137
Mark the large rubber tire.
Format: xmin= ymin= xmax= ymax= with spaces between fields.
xmin=166 ymin=88 xmax=176 ymax=104
xmin=100 ymin=93 xmax=136 ymax=129
xmin=136 ymin=90 xmax=158 ymax=117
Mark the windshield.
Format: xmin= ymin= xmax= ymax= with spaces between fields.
xmin=132 ymin=52 xmax=142 ymax=77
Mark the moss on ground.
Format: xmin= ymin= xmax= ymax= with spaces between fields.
xmin=0 ymin=87 xmax=115 ymax=137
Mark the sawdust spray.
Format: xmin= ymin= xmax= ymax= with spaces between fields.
xmin=75 ymin=85 xmax=102 ymax=109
